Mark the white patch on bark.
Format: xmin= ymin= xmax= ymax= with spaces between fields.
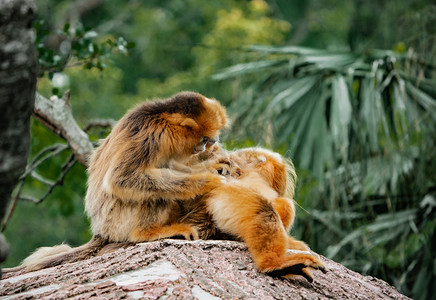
xmin=109 ymin=259 xmax=180 ymax=285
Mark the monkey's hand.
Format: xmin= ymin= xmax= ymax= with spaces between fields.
xmin=207 ymin=159 xmax=242 ymax=178
xmin=168 ymin=159 xmax=194 ymax=173
xmin=171 ymin=225 xmax=200 ymax=241
xmin=109 ymin=166 xmax=227 ymax=202
xmin=207 ymin=163 xmax=232 ymax=176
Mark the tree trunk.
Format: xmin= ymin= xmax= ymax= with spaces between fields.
xmin=0 ymin=240 xmax=410 ymax=299
xmin=0 ymin=0 xmax=37 ymax=264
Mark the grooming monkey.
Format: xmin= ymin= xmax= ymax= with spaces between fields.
xmin=176 ymin=146 xmax=326 ymax=281
xmin=13 ymin=91 xmax=228 ymax=272
xmin=85 ymin=91 xmax=228 ymax=243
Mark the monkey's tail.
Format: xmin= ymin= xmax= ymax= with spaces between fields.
xmin=3 ymin=235 xmax=133 ymax=274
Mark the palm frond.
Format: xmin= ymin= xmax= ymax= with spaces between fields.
xmin=215 ymin=45 xmax=436 ymax=298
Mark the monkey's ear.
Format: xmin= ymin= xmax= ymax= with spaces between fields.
xmin=164 ymin=113 xmax=200 ymax=130
xmin=180 ymin=118 xmax=199 ymax=130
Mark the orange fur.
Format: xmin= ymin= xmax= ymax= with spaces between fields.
xmin=178 ymin=146 xmax=326 ymax=281
xmin=174 ymin=146 xmax=325 ymax=281
xmin=207 ymin=149 xmax=326 ymax=279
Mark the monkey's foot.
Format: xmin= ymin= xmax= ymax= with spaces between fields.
xmin=264 ymin=251 xmax=327 ymax=283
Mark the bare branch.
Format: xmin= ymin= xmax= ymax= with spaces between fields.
xmin=32 ymin=154 xmax=77 ymax=204
xmin=17 ymin=196 xmax=40 ymax=203
xmin=1 ymin=181 xmax=25 ymax=232
xmin=1 ymin=150 xmax=77 ymax=231
xmin=16 ymin=155 xmax=77 ymax=206
xmin=33 ymin=91 xmax=94 ymax=167
xmin=83 ymin=118 xmax=116 ymax=133
xmin=22 ymin=144 xmax=69 ymax=179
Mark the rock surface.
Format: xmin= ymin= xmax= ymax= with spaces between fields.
xmin=1 ymin=239 xmax=409 ymax=299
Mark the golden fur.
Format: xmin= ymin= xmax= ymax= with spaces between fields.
xmin=85 ymin=91 xmax=228 ymax=242
xmin=13 ymin=92 xmax=228 ymax=272
xmin=176 ymin=146 xmax=326 ymax=281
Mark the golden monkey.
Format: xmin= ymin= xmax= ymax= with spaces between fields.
xmin=13 ymin=91 xmax=228 ymax=272
xmin=177 ymin=146 xmax=326 ymax=281
xmin=85 ymin=91 xmax=228 ymax=243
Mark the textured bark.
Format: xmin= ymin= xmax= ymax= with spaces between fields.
xmin=0 ymin=0 xmax=37 ymax=264
xmin=1 ymin=240 xmax=409 ymax=299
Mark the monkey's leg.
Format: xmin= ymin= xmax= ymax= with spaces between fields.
xmin=206 ymin=187 xmax=325 ymax=281
xmin=271 ymin=197 xmax=295 ymax=231
xmin=286 ymin=236 xmax=310 ymax=251
xmin=240 ymin=204 xmax=324 ymax=281
xmin=130 ymin=223 xmax=199 ymax=242
xmin=271 ymin=197 xmax=310 ymax=251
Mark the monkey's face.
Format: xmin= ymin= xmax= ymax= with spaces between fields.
xmin=192 ymin=136 xmax=218 ymax=154
xmin=164 ymin=92 xmax=227 ymax=159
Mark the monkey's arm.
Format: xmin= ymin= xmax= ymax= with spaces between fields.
xmin=108 ymin=166 xmax=223 ymax=202
xmin=170 ymin=158 xmax=238 ymax=177
xmin=168 ymin=159 xmax=197 ymax=173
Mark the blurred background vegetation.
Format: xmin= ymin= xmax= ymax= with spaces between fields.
xmin=2 ymin=0 xmax=435 ymax=299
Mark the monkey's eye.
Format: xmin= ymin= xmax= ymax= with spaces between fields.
xmin=201 ymin=137 xmax=209 ymax=144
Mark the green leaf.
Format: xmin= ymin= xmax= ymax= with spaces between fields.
xmin=360 ymin=77 xmax=380 ymax=152
xmin=267 ymin=75 xmax=319 ymax=114
xmin=330 ymin=74 xmax=352 ymax=156
xmin=83 ymin=31 xmax=98 ymax=39
xmin=51 ymin=87 xmax=59 ymax=96
xmin=126 ymin=41 xmax=136 ymax=49
xmin=405 ymin=81 xmax=436 ymax=117
xmin=212 ymin=60 xmax=285 ymax=80
xmin=63 ymin=23 xmax=70 ymax=34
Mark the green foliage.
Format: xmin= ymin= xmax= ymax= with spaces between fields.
xmin=133 ymin=0 xmax=291 ymax=103
xmin=4 ymin=1 xmax=436 ymax=299
xmin=35 ymin=19 xmax=132 ymax=82
xmin=215 ymin=44 xmax=436 ymax=298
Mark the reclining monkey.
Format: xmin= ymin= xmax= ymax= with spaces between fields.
xmin=175 ymin=146 xmax=326 ymax=281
